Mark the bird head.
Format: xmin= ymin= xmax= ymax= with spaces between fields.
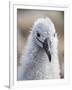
xmin=32 ymin=17 xmax=58 ymax=62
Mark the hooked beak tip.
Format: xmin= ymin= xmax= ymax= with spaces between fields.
xmin=48 ymin=52 xmax=51 ymax=62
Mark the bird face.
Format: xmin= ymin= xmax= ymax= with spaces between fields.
xmin=32 ymin=18 xmax=57 ymax=62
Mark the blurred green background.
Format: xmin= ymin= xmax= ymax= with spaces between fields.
xmin=17 ymin=9 xmax=64 ymax=78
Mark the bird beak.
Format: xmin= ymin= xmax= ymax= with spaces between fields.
xmin=43 ymin=38 xmax=51 ymax=62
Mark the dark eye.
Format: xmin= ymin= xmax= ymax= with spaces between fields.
xmin=37 ymin=33 xmax=40 ymax=37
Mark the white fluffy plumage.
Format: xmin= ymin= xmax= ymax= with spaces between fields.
xmin=18 ymin=17 xmax=60 ymax=80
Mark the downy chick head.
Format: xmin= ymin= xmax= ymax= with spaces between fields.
xmin=32 ymin=17 xmax=58 ymax=62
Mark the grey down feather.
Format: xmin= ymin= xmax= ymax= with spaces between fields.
xmin=18 ymin=17 xmax=60 ymax=80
